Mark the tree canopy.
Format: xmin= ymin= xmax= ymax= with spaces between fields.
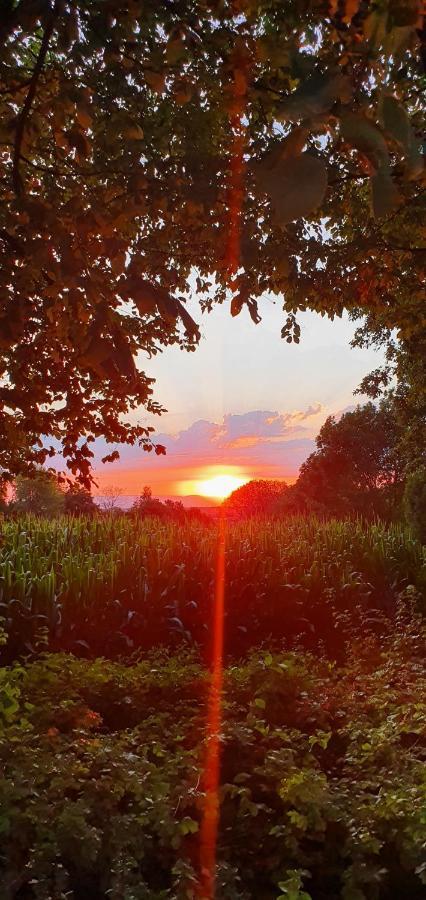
xmin=224 ymin=478 xmax=287 ymax=516
xmin=276 ymin=400 xmax=406 ymax=518
xmin=12 ymin=469 xmax=65 ymax=516
xmin=1 ymin=1 xmax=425 ymax=483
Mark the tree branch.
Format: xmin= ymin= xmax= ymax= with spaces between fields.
xmin=12 ymin=1 xmax=59 ymax=197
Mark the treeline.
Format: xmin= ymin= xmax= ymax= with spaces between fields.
xmin=0 ymin=477 xmax=210 ymax=523
xmin=225 ymin=401 xmax=426 ymax=542
xmin=2 ymin=400 xmax=425 ymax=540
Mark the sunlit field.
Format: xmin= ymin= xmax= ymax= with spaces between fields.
xmin=1 ymin=514 xmax=424 ymax=660
xmin=1 ymin=514 xmax=425 ymax=898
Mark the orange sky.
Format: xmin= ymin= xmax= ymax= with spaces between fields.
xmin=88 ymin=295 xmax=384 ymax=502
xmin=93 ymin=462 xmax=296 ymax=502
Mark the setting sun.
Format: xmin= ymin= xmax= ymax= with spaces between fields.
xmin=196 ymin=474 xmax=248 ymax=500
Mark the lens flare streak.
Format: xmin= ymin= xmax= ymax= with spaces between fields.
xmin=198 ymin=514 xmax=226 ymax=897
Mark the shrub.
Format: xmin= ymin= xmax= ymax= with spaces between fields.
xmin=0 ymin=622 xmax=425 ymax=898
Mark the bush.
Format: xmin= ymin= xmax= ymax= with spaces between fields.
xmin=404 ymin=467 xmax=426 ymax=544
xmin=0 ymin=621 xmax=425 ymax=898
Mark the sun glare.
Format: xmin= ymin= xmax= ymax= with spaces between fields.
xmin=196 ymin=474 xmax=248 ymax=500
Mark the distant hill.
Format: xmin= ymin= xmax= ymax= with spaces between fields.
xmin=94 ymin=493 xmax=221 ymax=512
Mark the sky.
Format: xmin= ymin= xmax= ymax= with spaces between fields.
xmin=91 ymin=292 xmax=385 ymax=503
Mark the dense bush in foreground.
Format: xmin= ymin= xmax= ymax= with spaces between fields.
xmin=0 ymin=516 xmax=424 ymax=662
xmin=0 ymin=619 xmax=425 ymax=899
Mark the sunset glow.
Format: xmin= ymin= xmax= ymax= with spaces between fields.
xmin=195 ymin=473 xmax=248 ymax=500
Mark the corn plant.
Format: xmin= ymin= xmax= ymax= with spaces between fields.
xmin=0 ymin=515 xmax=424 ymax=661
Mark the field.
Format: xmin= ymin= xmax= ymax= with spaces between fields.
xmin=1 ymin=515 xmax=424 ymax=661
xmin=1 ymin=515 xmax=425 ymax=899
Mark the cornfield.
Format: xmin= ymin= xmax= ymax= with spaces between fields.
xmin=0 ymin=514 xmax=424 ymax=661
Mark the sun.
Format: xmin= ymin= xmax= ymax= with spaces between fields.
xmin=196 ymin=474 xmax=248 ymax=500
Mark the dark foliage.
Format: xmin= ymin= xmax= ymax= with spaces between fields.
xmin=404 ymin=466 xmax=426 ymax=544
xmin=224 ymin=479 xmax=288 ymax=518
xmin=64 ymin=484 xmax=97 ymax=517
xmin=275 ymin=401 xmax=405 ymax=520
xmin=0 ymin=617 xmax=425 ymax=898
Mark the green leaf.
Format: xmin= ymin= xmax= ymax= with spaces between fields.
xmin=380 ymin=95 xmax=411 ymax=150
xmin=256 ymin=153 xmax=328 ymax=225
xmin=371 ymin=169 xmax=400 ymax=219
xmin=179 ymin=817 xmax=199 ymax=835
xmin=340 ymin=113 xmax=389 ymax=172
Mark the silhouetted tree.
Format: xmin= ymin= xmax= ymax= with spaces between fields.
xmin=99 ymin=485 xmax=124 ymax=513
xmin=225 ymin=479 xmax=288 ymax=518
xmin=276 ymin=402 xmax=404 ymax=520
xmin=64 ymin=484 xmax=96 ymax=517
xmin=131 ymin=487 xmax=185 ymax=520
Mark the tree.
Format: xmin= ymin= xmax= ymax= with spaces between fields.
xmin=130 ymin=486 xmax=185 ymax=519
xmin=280 ymin=401 xmax=404 ymax=519
xmin=404 ymin=467 xmax=426 ymax=543
xmin=12 ymin=470 xmax=64 ymax=516
xmin=0 ymin=479 xmax=7 ymax=514
xmin=0 ymin=2 xmax=424 ymax=483
xmin=64 ymin=483 xmax=96 ymax=516
xmin=224 ymin=479 xmax=288 ymax=517
xmin=99 ymin=485 xmax=124 ymax=513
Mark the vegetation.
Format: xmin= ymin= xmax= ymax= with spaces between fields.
xmin=0 ymin=619 xmax=425 ymax=899
xmin=0 ymin=515 xmax=424 ymax=663
xmin=224 ymin=479 xmax=288 ymax=518
xmin=11 ymin=470 xmax=65 ymax=517
xmin=274 ymin=401 xmax=407 ymax=521
xmin=404 ymin=466 xmax=426 ymax=544
xmin=63 ymin=483 xmax=97 ymax=517
xmin=1 ymin=1 xmax=424 ymax=482
xmin=1 ymin=3 xmax=424 ymax=893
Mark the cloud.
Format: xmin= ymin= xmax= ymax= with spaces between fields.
xmin=219 ymin=405 xmax=323 ymax=449
xmin=82 ymin=403 xmax=324 ymax=493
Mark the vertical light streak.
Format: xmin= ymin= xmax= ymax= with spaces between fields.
xmin=198 ymin=41 xmax=250 ymax=897
xmin=198 ymin=512 xmax=226 ymax=898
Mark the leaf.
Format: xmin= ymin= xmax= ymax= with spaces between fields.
xmin=166 ymin=37 xmax=186 ymax=65
xmin=276 ymin=73 xmax=352 ymax=123
xmin=390 ymin=0 xmax=421 ymax=27
xmin=371 ymin=169 xmax=400 ymax=219
xmin=80 ymin=336 xmax=112 ymax=368
xmin=380 ymin=95 xmax=411 ymax=150
xmin=256 ymin=153 xmax=328 ymax=225
xmin=112 ymin=340 xmax=137 ymax=379
xmin=124 ymin=124 xmax=144 ymax=140
xmin=75 ymin=103 xmax=93 ymax=130
xmin=363 ymin=9 xmax=388 ymax=46
xmin=380 ymin=96 xmax=424 ymax=179
xmin=66 ymin=126 xmax=90 ymax=158
xmin=340 ymin=113 xmax=389 ymax=173
xmin=145 ymin=70 xmax=166 ymax=94
xmin=342 ymin=0 xmax=360 ymax=24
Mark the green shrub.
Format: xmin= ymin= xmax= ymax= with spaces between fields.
xmin=0 ymin=622 xmax=425 ymax=899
